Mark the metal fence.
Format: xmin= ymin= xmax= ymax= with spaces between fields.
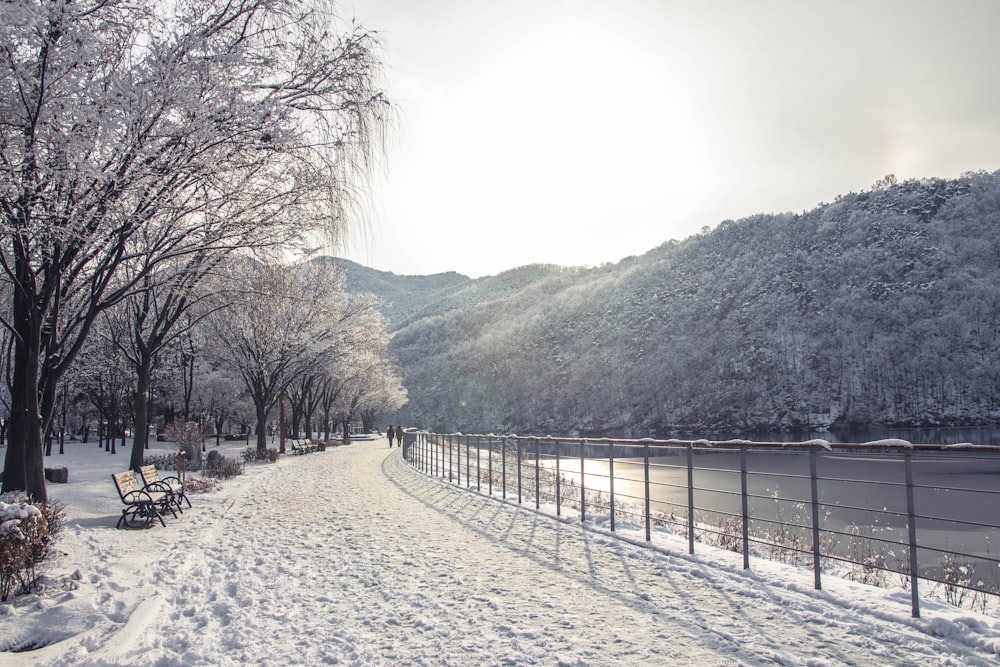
xmin=400 ymin=431 xmax=1000 ymax=618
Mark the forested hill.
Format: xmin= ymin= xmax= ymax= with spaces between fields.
xmin=328 ymin=259 xmax=472 ymax=329
xmin=337 ymin=171 xmax=1000 ymax=437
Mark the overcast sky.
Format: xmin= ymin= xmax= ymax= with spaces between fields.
xmin=341 ymin=0 xmax=1000 ymax=278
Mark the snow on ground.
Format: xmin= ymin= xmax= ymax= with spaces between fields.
xmin=2 ymin=436 xmax=1000 ymax=666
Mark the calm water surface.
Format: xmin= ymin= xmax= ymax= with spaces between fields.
xmin=534 ymin=436 xmax=1000 ymax=583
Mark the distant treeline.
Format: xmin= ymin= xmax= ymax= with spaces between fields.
xmin=338 ymin=171 xmax=1000 ymax=436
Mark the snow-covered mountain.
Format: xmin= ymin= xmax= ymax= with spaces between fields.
xmin=340 ymin=172 xmax=1000 ymax=436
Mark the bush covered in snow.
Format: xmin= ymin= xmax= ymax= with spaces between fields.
xmin=0 ymin=494 xmax=64 ymax=601
xmin=242 ymin=447 xmax=279 ymax=464
xmin=204 ymin=453 xmax=243 ymax=479
xmin=144 ymin=453 xmax=202 ymax=473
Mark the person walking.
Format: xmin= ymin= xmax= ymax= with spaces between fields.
xmin=395 ymin=425 xmax=404 ymax=450
xmin=387 ymin=425 xmax=395 ymax=448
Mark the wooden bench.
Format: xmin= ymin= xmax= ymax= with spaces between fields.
xmin=290 ymin=438 xmax=318 ymax=455
xmin=139 ymin=464 xmax=191 ymax=511
xmin=112 ymin=470 xmax=175 ymax=529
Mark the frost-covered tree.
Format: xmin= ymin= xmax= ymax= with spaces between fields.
xmin=0 ymin=0 xmax=390 ymax=499
xmin=325 ymin=340 xmax=405 ymax=442
xmin=73 ymin=325 xmax=133 ymax=455
xmin=105 ymin=263 xmax=218 ymax=471
xmin=206 ymin=259 xmax=403 ymax=449
xmin=204 ymin=261 xmax=342 ymax=451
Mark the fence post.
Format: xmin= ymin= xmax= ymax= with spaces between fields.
xmin=609 ymin=443 xmax=616 ymax=532
xmin=501 ymin=437 xmax=508 ymax=499
xmin=687 ymin=443 xmax=695 ymax=555
xmin=905 ymin=453 xmax=921 ymax=618
xmin=534 ymin=437 xmax=540 ymax=510
xmin=740 ymin=445 xmax=749 ymax=570
xmin=517 ymin=438 xmax=523 ymax=504
xmin=456 ymin=434 xmax=461 ymax=486
xmin=809 ymin=449 xmax=822 ymax=590
xmin=644 ymin=440 xmax=651 ymax=542
xmin=556 ymin=439 xmax=562 ymax=517
xmin=449 ymin=434 xmax=454 ymax=483
xmin=580 ymin=439 xmax=587 ymax=522
xmin=465 ymin=435 xmax=470 ymax=486
xmin=488 ymin=436 xmax=493 ymax=495
xmin=476 ymin=437 xmax=481 ymax=491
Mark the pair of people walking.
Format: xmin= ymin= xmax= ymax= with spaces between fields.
xmin=387 ymin=425 xmax=404 ymax=448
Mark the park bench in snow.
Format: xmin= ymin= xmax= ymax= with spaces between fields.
xmin=290 ymin=438 xmax=319 ymax=454
xmin=139 ymin=464 xmax=191 ymax=512
xmin=112 ymin=470 xmax=175 ymax=529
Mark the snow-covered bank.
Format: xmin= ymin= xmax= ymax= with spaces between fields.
xmin=2 ymin=438 xmax=999 ymax=665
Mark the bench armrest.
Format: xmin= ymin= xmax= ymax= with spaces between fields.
xmin=142 ymin=480 xmax=173 ymax=495
xmin=121 ymin=489 xmax=156 ymax=506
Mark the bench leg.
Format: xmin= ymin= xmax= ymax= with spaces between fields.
xmin=119 ymin=505 xmax=160 ymax=529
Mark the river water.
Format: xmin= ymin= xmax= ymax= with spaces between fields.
xmin=707 ymin=424 xmax=1000 ymax=446
xmin=534 ymin=439 xmax=1000 ymax=589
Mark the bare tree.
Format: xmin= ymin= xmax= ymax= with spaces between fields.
xmin=0 ymin=0 xmax=390 ymax=499
xmin=73 ymin=328 xmax=133 ymax=456
xmin=205 ymin=261 xmax=334 ymax=452
xmin=105 ymin=263 xmax=218 ymax=471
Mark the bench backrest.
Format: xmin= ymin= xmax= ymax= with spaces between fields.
xmin=139 ymin=464 xmax=159 ymax=486
xmin=113 ymin=470 xmax=141 ymax=498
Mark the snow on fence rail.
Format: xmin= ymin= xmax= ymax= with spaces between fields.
xmin=399 ymin=431 xmax=1000 ymax=618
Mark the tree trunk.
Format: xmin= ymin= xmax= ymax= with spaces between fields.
xmin=59 ymin=388 xmax=67 ymax=455
xmin=256 ymin=402 xmax=268 ymax=452
xmin=2 ymin=270 xmax=47 ymax=502
xmin=131 ymin=359 xmax=152 ymax=472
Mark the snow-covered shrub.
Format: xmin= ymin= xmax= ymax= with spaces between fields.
xmin=844 ymin=524 xmax=889 ymax=587
xmin=242 ymin=447 xmax=279 ymax=464
xmin=183 ymin=478 xmax=220 ymax=494
xmin=0 ymin=495 xmax=64 ymax=601
xmin=204 ymin=455 xmax=243 ymax=480
xmin=144 ymin=453 xmax=202 ymax=473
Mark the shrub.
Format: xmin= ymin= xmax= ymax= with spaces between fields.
xmin=242 ymin=447 xmax=279 ymax=464
xmin=204 ymin=455 xmax=244 ymax=479
xmin=144 ymin=453 xmax=202 ymax=473
xmin=184 ymin=478 xmax=221 ymax=494
xmin=0 ymin=494 xmax=64 ymax=601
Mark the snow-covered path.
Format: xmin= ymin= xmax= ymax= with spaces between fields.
xmin=5 ymin=439 xmax=1000 ymax=665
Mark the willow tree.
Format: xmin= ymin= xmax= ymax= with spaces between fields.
xmin=0 ymin=0 xmax=390 ymax=501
